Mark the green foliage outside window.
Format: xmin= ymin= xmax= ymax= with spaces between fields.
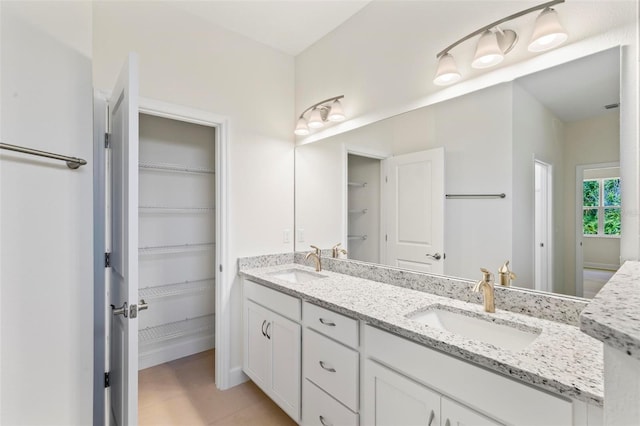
xmin=583 ymin=177 xmax=621 ymax=236
xmin=583 ymin=180 xmax=599 ymax=207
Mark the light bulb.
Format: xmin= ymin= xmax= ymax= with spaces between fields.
xmin=294 ymin=118 xmax=309 ymax=136
xmin=433 ymin=53 xmax=461 ymax=86
xmin=308 ymin=109 xmax=324 ymax=129
xmin=327 ymin=100 xmax=345 ymax=122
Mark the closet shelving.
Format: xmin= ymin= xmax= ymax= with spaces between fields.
xmin=138 ymin=242 xmax=215 ymax=256
xmin=348 ymin=181 xmax=367 ymax=187
xmin=139 ymin=206 xmax=215 ymax=214
xmin=348 ymin=208 xmax=368 ymax=214
xmin=139 ymin=160 xmax=215 ymax=174
xmin=139 ymin=314 xmax=215 ymax=346
xmin=137 ymin=113 xmax=216 ymax=369
xmin=348 ymin=234 xmax=368 ymax=240
xmin=139 ymin=278 xmax=215 ymax=299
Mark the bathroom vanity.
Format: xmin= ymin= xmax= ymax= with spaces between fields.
xmin=239 ymin=255 xmax=604 ymax=426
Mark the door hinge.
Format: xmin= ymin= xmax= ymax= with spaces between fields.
xmin=385 ymin=176 xmax=388 ymax=183
xmin=385 ymin=234 xmax=388 ymax=242
xmin=104 ymin=132 xmax=111 ymax=149
xmin=104 ymin=372 xmax=110 ymax=388
xmin=105 ymin=252 xmax=111 ymax=268
xmin=219 ymin=264 xmax=223 ymax=272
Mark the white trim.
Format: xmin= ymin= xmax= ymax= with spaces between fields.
xmin=534 ymin=159 xmax=553 ymax=293
xmin=575 ymin=161 xmax=620 ymax=299
xmin=228 ymin=366 xmax=249 ymax=388
xmin=137 ymin=97 xmax=232 ymax=390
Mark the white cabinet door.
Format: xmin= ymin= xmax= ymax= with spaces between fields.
xmin=269 ymin=311 xmax=301 ymax=422
xmin=244 ymin=300 xmax=270 ymax=390
xmin=442 ymin=397 xmax=503 ymax=426
xmin=364 ymin=360 xmax=440 ymax=426
xmin=243 ymin=298 xmax=301 ymax=423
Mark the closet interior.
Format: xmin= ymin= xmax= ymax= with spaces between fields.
xmin=137 ymin=113 xmax=216 ymax=369
xmin=347 ymin=153 xmax=381 ymax=264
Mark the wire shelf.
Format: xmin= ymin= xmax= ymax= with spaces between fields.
xmin=348 ymin=181 xmax=367 ymax=187
xmin=139 ymin=314 xmax=215 ymax=345
xmin=139 ymin=206 xmax=215 ymax=214
xmin=348 ymin=235 xmax=368 ymax=240
xmin=348 ymin=209 xmax=368 ymax=214
xmin=139 ymin=161 xmax=215 ymax=174
xmin=138 ymin=242 xmax=215 ymax=255
xmin=139 ymin=278 xmax=214 ymax=299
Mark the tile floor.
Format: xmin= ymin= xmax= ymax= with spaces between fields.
xmin=139 ymin=350 xmax=296 ymax=425
xmin=583 ymin=268 xmax=616 ymax=299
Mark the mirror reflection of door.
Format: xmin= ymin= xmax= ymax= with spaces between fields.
xmin=577 ymin=163 xmax=621 ymax=298
xmin=534 ymin=160 xmax=553 ymax=293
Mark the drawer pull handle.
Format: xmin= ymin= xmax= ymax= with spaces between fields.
xmin=265 ymin=322 xmax=271 ymax=339
xmin=319 ymin=415 xmax=333 ymax=426
xmin=319 ymin=318 xmax=336 ymax=326
xmin=261 ymin=320 xmax=267 ymax=337
xmin=319 ymin=361 xmax=336 ymax=373
xmin=428 ymin=410 xmax=435 ymax=426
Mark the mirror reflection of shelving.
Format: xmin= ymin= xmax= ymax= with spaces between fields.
xmin=137 ymin=113 xmax=216 ymax=369
xmin=347 ymin=154 xmax=381 ymax=264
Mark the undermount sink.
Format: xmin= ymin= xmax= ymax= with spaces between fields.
xmin=268 ymin=268 xmax=327 ymax=284
xmin=407 ymin=306 xmax=541 ymax=352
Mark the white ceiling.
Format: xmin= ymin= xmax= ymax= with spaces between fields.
xmin=167 ymin=0 xmax=371 ymax=56
xmin=516 ymin=47 xmax=620 ymax=122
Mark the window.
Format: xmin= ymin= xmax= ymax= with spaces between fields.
xmin=583 ymin=177 xmax=621 ymax=236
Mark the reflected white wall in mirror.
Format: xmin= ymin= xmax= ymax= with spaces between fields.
xmin=295 ymin=47 xmax=621 ymax=299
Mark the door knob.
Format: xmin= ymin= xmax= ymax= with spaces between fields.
xmin=138 ymin=299 xmax=149 ymax=312
xmin=426 ymin=252 xmax=443 ymax=260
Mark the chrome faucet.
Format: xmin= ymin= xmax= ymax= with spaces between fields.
xmin=332 ymin=243 xmax=348 ymax=259
xmin=498 ymin=261 xmax=516 ymax=287
xmin=305 ymin=245 xmax=322 ymax=272
xmin=474 ymin=268 xmax=495 ymax=313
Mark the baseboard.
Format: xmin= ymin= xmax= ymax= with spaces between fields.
xmin=228 ymin=365 xmax=249 ymax=388
xmin=139 ymin=335 xmax=214 ymax=370
xmin=584 ymin=262 xmax=619 ymax=271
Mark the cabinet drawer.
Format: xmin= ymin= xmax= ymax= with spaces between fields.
xmin=244 ymin=279 xmax=301 ymax=321
xmin=303 ymin=302 xmax=358 ymax=348
xmin=303 ymin=379 xmax=358 ymax=426
xmin=304 ymin=329 xmax=359 ymax=411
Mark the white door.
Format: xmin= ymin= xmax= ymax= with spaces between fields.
xmin=363 ymin=360 xmax=440 ymax=426
xmin=534 ymin=161 xmax=552 ymax=292
xmin=109 ymin=52 xmax=140 ymax=426
xmin=441 ymin=397 xmax=503 ymax=426
xmin=269 ymin=312 xmax=301 ymax=421
xmin=384 ymin=148 xmax=445 ymax=274
xmin=243 ymin=300 xmax=270 ymax=390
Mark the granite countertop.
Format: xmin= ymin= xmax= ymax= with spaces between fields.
xmin=580 ymin=261 xmax=640 ymax=360
xmin=240 ymin=263 xmax=604 ymax=406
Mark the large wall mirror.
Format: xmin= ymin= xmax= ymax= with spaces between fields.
xmin=295 ymin=47 xmax=622 ymax=299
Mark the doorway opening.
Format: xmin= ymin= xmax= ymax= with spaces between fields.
xmin=575 ymin=162 xmax=621 ymax=298
xmin=534 ymin=160 xmax=553 ymax=293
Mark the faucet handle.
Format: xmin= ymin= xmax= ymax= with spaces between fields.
xmin=480 ymin=268 xmax=493 ymax=282
xmin=310 ymin=245 xmax=321 ymax=255
xmin=498 ymin=261 xmax=516 ymax=286
xmin=332 ymin=243 xmax=341 ymax=258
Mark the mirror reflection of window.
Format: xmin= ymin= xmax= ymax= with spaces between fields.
xmin=583 ymin=176 xmax=621 ymax=236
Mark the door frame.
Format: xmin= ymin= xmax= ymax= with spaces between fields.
xmin=575 ymin=161 xmax=620 ymax=298
xmin=93 ymin=95 xmax=232 ymax=423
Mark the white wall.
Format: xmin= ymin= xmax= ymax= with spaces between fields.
xmin=512 ymin=83 xmax=565 ymax=291
xmin=92 ymin=1 xmax=295 ymax=385
xmin=0 ymin=2 xmax=93 ymax=424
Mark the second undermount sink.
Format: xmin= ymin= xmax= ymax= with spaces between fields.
xmin=268 ymin=268 xmax=327 ymax=284
xmin=407 ymin=306 xmax=541 ymax=352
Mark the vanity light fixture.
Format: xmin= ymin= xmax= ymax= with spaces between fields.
xmin=433 ymin=0 xmax=568 ymax=86
xmin=294 ymin=95 xmax=345 ymax=136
